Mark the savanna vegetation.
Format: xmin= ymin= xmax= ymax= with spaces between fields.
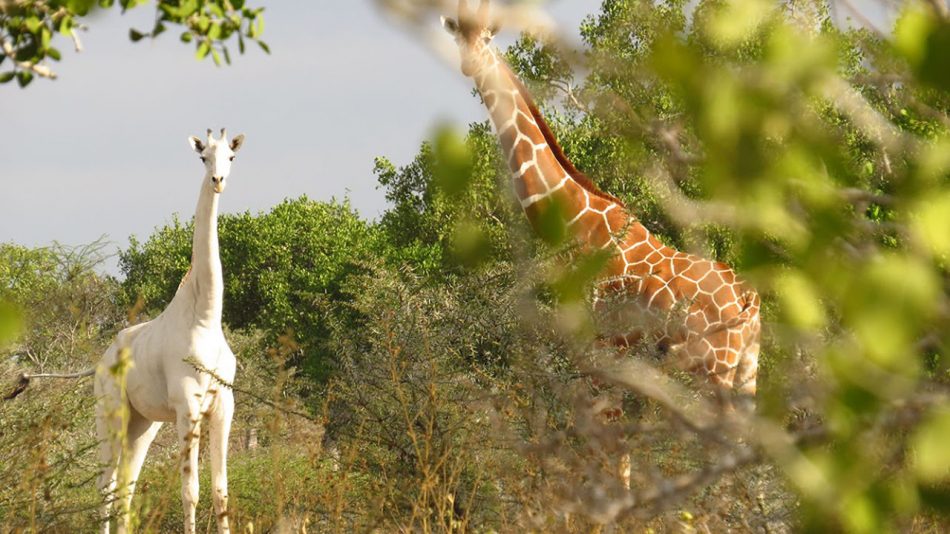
xmin=2 ymin=0 xmax=950 ymax=532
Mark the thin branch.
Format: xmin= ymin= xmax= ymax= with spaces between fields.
xmin=835 ymin=0 xmax=887 ymax=36
xmin=923 ymin=0 xmax=949 ymax=19
xmin=185 ymin=358 xmax=320 ymax=423
xmin=839 ymin=187 xmax=896 ymax=207
xmin=0 ymin=40 xmax=57 ymax=79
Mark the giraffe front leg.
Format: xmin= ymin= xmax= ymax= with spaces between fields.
xmin=209 ymin=389 xmax=234 ymax=533
xmin=177 ymin=405 xmax=203 ymax=534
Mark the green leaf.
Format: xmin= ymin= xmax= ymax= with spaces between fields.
xmin=913 ymin=191 xmax=950 ymax=257
xmin=180 ymin=31 xmax=193 ymax=43
xmin=0 ymin=72 xmax=14 ymax=84
xmin=913 ymin=409 xmax=950 ymax=483
xmin=775 ymin=271 xmax=826 ymax=329
xmin=257 ymin=40 xmax=270 ymax=54
xmin=551 ymin=250 xmax=611 ymax=302
xmin=196 ymin=15 xmax=211 ymax=33
xmin=432 ymin=125 xmax=474 ymax=198
xmin=16 ymin=71 xmax=33 ymax=88
xmin=534 ymin=197 xmax=568 ymax=246
xmin=129 ymin=28 xmax=145 ymax=42
xmin=918 ymin=22 xmax=950 ymax=92
xmin=24 ymin=16 xmax=42 ymax=34
xmin=196 ymin=41 xmax=210 ymax=60
xmin=919 ymin=484 xmax=950 ymax=513
xmin=58 ymin=16 xmax=74 ymax=36
xmin=47 ymin=47 xmax=62 ymax=61
xmin=254 ymin=13 xmax=264 ymax=38
xmin=211 ymin=48 xmax=221 ymax=66
xmin=450 ymin=220 xmax=490 ymax=267
xmin=895 ymin=7 xmax=933 ymax=67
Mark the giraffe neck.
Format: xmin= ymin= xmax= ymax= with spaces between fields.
xmin=170 ymin=177 xmax=223 ymax=327
xmin=472 ymin=49 xmax=626 ymax=242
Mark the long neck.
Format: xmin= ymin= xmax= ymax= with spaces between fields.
xmin=472 ymin=49 xmax=628 ymax=248
xmin=171 ymin=177 xmax=223 ymax=326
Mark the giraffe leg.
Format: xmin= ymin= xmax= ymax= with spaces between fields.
xmin=209 ymin=389 xmax=234 ymax=534
xmin=115 ymin=410 xmax=162 ymax=534
xmin=177 ymin=403 xmax=203 ymax=534
xmin=95 ymin=400 xmax=121 ymax=534
xmin=618 ymin=453 xmax=631 ymax=490
xmin=95 ymin=371 xmax=125 ymax=534
xmin=735 ymin=340 xmax=760 ymax=403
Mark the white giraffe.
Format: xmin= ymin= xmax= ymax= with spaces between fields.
xmin=95 ymin=128 xmax=243 ymax=534
xmin=11 ymin=129 xmax=245 ymax=533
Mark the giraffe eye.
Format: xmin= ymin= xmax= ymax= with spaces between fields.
xmin=229 ymin=156 xmax=235 ymax=161
xmin=200 ymin=156 xmax=207 ymax=162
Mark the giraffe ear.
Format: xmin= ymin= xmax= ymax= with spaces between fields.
xmin=230 ymin=134 xmax=245 ymax=153
xmin=488 ymin=22 xmax=500 ymax=37
xmin=441 ymin=16 xmax=459 ymax=35
xmin=188 ymin=136 xmax=205 ymax=154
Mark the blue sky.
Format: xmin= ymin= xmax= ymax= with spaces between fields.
xmin=0 ymin=1 xmax=895 ymax=274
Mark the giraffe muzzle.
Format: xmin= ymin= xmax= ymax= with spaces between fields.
xmin=211 ymin=177 xmax=225 ymax=193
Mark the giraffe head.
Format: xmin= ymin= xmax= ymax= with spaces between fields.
xmin=441 ymin=0 xmax=499 ymax=77
xmin=188 ymin=128 xmax=245 ymax=194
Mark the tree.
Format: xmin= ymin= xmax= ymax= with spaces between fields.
xmin=119 ymin=196 xmax=378 ymax=383
xmin=0 ymin=239 xmax=121 ymax=370
xmin=375 ymin=122 xmax=528 ymax=276
xmin=0 ymin=0 xmax=269 ymax=87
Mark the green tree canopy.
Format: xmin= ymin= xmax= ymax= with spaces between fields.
xmin=119 ymin=196 xmax=376 ymax=382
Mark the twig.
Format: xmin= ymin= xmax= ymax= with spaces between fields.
xmin=835 ymin=0 xmax=887 ymax=36
xmin=629 ymin=445 xmax=760 ymax=518
xmin=923 ymin=0 xmax=949 ymax=19
xmin=0 ymin=40 xmax=57 ymax=79
xmin=820 ymin=75 xmax=906 ymax=153
xmin=69 ymin=25 xmax=84 ymax=53
xmin=584 ymin=359 xmax=721 ymax=439
xmin=185 ymin=358 xmax=319 ymax=423
xmin=839 ymin=187 xmax=895 ymax=207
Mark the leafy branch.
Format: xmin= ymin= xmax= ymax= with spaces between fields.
xmin=0 ymin=0 xmax=269 ymax=88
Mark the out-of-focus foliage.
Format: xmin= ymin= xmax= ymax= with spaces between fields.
xmin=496 ymin=0 xmax=950 ymax=530
xmin=0 ymin=240 xmax=121 ymax=370
xmin=119 ymin=196 xmax=376 ymax=383
xmin=0 ymin=0 xmax=268 ymax=87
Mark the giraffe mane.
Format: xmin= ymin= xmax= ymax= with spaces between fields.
xmin=498 ymin=62 xmax=626 ymax=208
